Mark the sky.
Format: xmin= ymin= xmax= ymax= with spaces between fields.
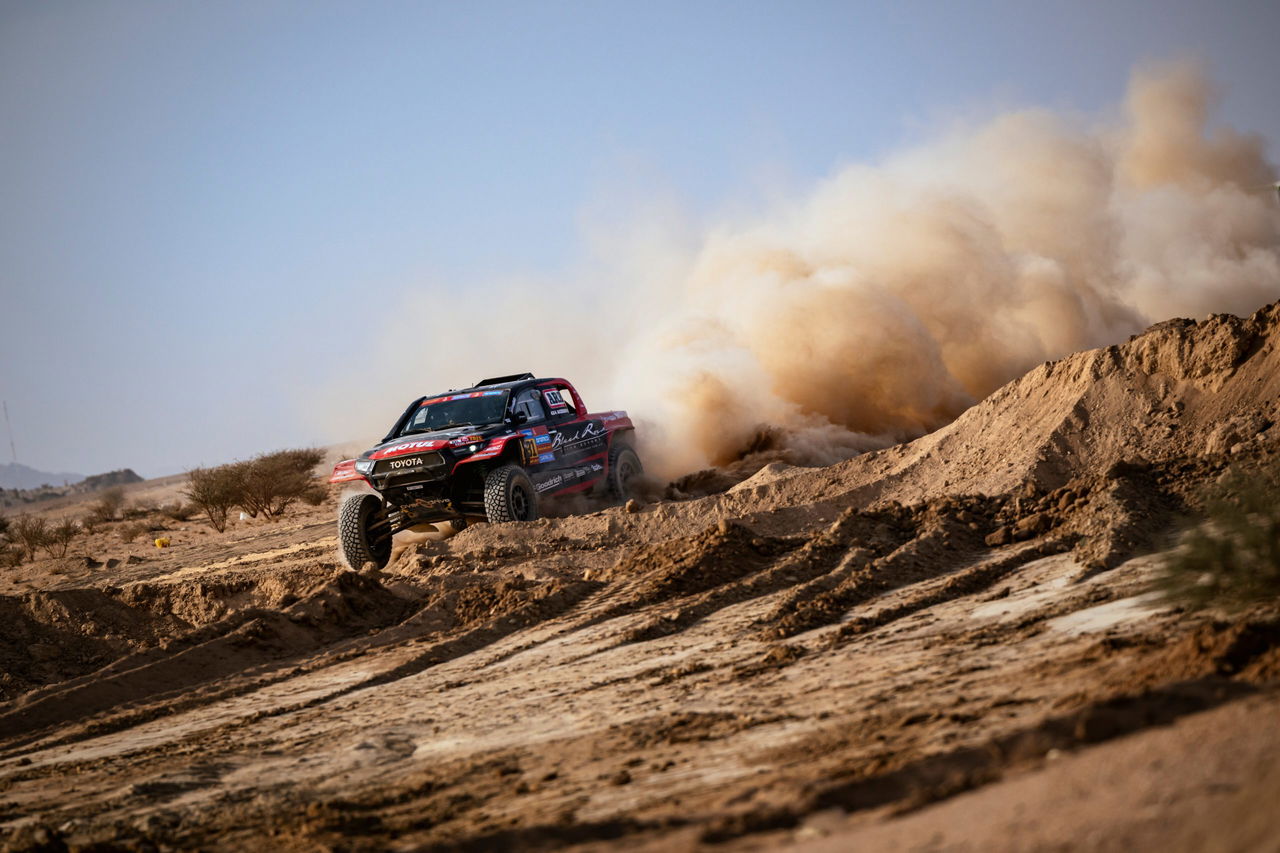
xmin=2 ymin=0 xmax=1278 ymax=479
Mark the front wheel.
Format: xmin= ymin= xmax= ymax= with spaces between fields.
xmin=339 ymin=493 xmax=393 ymax=569
xmin=483 ymin=465 xmax=539 ymax=523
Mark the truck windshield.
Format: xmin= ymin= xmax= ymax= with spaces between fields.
xmin=399 ymin=390 xmax=510 ymax=435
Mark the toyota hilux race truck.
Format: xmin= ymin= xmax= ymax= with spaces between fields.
xmin=329 ymin=373 xmax=642 ymax=569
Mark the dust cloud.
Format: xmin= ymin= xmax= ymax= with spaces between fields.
xmin=327 ymin=62 xmax=1279 ymax=480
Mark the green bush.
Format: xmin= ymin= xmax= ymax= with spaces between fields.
xmin=1161 ymin=460 xmax=1280 ymax=610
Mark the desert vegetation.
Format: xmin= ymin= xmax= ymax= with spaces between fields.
xmin=87 ymin=487 xmax=126 ymax=524
xmin=0 ymin=515 xmax=19 ymax=567
xmin=1161 ymin=458 xmax=1280 ymax=611
xmin=0 ymin=513 xmax=84 ymax=565
xmin=8 ymin=514 xmax=51 ymax=562
xmin=41 ymin=519 xmax=79 ymax=559
xmin=184 ymin=448 xmax=326 ymax=532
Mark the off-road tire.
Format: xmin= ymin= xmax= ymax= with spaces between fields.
xmin=484 ymin=465 xmax=539 ymax=523
xmin=339 ymin=493 xmax=393 ymax=569
xmin=607 ymin=444 xmax=643 ymax=499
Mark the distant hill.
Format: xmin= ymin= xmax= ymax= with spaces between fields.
xmin=71 ymin=469 xmax=143 ymax=493
xmin=0 ymin=462 xmax=85 ymax=490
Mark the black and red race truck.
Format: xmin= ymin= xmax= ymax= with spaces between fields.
xmin=329 ymin=373 xmax=642 ymax=569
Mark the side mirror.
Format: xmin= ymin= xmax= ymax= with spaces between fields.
xmin=510 ymin=411 xmax=529 ymax=425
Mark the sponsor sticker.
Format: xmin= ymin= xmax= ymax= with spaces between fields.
xmin=328 ymin=460 xmax=364 ymax=484
xmin=534 ymin=434 xmax=551 ymax=446
xmin=420 ymin=389 xmax=506 ymax=407
xmin=538 ymin=452 xmax=556 ymax=463
xmin=373 ymin=439 xmax=445 ymax=458
xmin=550 ymin=421 xmax=605 ymax=451
xmin=536 ymin=474 xmax=564 ymax=493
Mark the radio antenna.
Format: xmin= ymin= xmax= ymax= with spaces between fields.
xmin=2 ymin=401 xmax=15 ymax=464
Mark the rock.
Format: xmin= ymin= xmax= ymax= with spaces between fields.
xmin=1206 ymin=414 xmax=1267 ymax=455
xmin=984 ymin=526 xmax=1012 ymax=547
xmin=625 ymin=499 xmax=641 ymax=513
xmin=1014 ymin=513 xmax=1050 ymax=539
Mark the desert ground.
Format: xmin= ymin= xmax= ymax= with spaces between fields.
xmin=1 ymin=305 xmax=1279 ymax=851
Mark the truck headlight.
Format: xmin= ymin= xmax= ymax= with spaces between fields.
xmin=354 ymin=459 xmax=374 ymax=474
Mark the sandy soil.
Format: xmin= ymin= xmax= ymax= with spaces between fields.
xmin=1 ymin=305 xmax=1279 ymax=851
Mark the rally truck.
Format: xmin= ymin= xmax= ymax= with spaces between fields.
xmin=329 ymin=373 xmax=642 ymax=569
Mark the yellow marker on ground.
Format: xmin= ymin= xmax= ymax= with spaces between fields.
xmin=154 ymin=537 xmax=171 ymax=549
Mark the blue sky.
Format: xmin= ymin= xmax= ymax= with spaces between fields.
xmin=2 ymin=0 xmax=1278 ymax=477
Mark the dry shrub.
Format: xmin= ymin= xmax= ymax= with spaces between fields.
xmin=237 ymin=448 xmax=326 ymax=519
xmin=10 ymin=515 xmax=51 ymax=561
xmin=185 ymin=448 xmax=325 ymax=529
xmin=89 ymin=487 xmax=126 ymax=523
xmin=117 ymin=522 xmax=148 ymax=544
xmin=122 ymin=499 xmax=156 ymax=520
xmin=184 ymin=466 xmax=242 ymax=532
xmin=0 ymin=544 xmax=21 ymax=568
xmin=159 ymin=501 xmax=196 ymax=522
xmin=41 ymin=519 xmax=79 ymax=559
xmin=1161 ymin=460 xmax=1280 ymax=610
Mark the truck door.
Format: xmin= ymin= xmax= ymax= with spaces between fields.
xmin=538 ymin=382 xmax=607 ymax=492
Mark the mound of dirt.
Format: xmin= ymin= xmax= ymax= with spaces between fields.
xmin=842 ymin=304 xmax=1279 ymax=499
xmin=691 ymin=303 xmax=1280 ymax=517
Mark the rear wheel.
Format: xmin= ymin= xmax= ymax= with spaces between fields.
xmin=484 ymin=465 xmax=539 ymax=523
xmin=339 ymin=493 xmax=393 ymax=569
xmin=608 ymin=445 xmax=643 ymax=499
